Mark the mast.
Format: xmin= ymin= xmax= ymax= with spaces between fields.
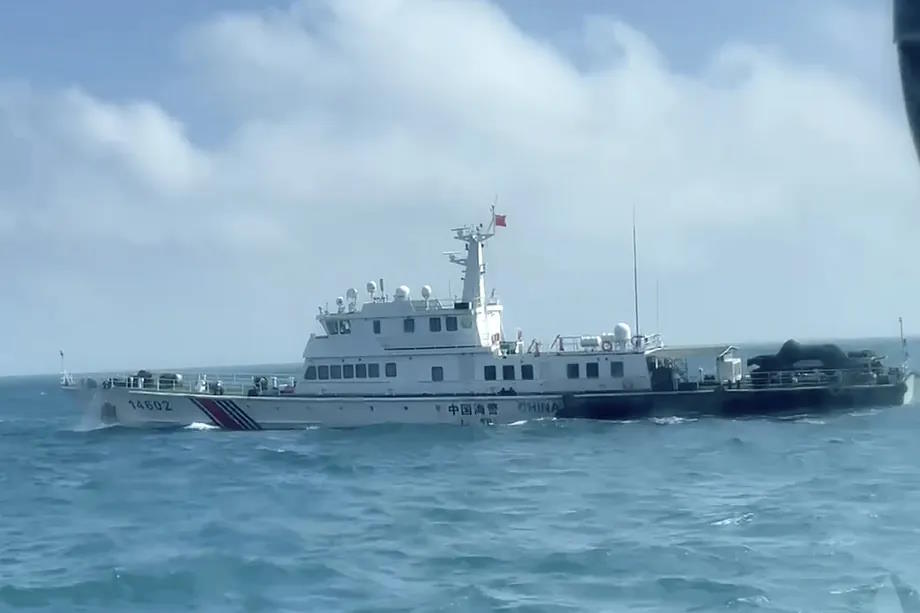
xmin=447 ymin=206 xmax=496 ymax=307
xmin=632 ymin=206 xmax=640 ymax=339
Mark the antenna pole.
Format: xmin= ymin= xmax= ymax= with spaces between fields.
xmin=900 ymin=316 xmax=909 ymax=364
xmin=656 ymin=279 xmax=660 ymax=334
xmin=632 ymin=206 xmax=640 ymax=340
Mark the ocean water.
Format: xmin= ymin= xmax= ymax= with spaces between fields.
xmin=2 ymin=339 xmax=920 ymax=612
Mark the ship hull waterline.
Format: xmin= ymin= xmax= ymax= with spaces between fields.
xmin=67 ymin=373 xmax=915 ymax=430
xmin=562 ymin=373 xmax=915 ymax=421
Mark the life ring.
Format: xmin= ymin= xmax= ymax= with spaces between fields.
xmin=601 ymin=340 xmax=613 ymax=352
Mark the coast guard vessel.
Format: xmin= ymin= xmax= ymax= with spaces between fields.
xmin=63 ymin=210 xmax=915 ymax=430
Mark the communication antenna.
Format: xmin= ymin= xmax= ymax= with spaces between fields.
xmin=632 ymin=205 xmax=640 ymax=340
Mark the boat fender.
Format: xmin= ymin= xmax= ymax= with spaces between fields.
xmin=601 ymin=340 xmax=613 ymax=352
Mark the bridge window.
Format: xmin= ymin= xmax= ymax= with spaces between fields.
xmin=502 ymin=365 xmax=515 ymax=380
xmin=429 ymin=317 xmax=442 ymax=332
xmin=484 ymin=365 xmax=497 ymax=381
xmin=404 ymin=318 xmax=415 ymax=333
xmin=446 ymin=316 xmax=458 ymax=331
xmin=522 ymin=364 xmax=534 ymax=380
xmin=368 ymin=363 xmax=380 ymax=378
xmin=586 ymin=363 xmax=599 ymax=378
xmin=318 ymin=365 xmax=330 ymax=380
xmin=330 ymin=365 xmax=342 ymax=379
xmin=567 ymin=363 xmax=580 ymax=379
xmin=356 ymin=364 xmax=367 ymax=378
xmin=373 ymin=319 xmax=381 ymax=334
xmin=432 ymin=366 xmax=444 ymax=381
xmin=611 ymin=361 xmax=624 ymax=378
xmin=343 ymin=364 xmax=354 ymax=379
xmin=305 ymin=366 xmax=317 ymax=380
xmin=340 ymin=320 xmax=351 ymax=334
xmin=327 ymin=320 xmax=339 ymax=335
xmin=385 ymin=362 xmax=397 ymax=377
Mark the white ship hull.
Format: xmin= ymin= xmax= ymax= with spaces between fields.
xmin=72 ymin=387 xmax=562 ymax=429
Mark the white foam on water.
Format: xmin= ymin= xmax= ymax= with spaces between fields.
xmin=184 ymin=422 xmax=219 ymax=431
xmin=508 ymin=420 xmax=528 ymax=426
xmin=710 ymin=512 xmax=755 ymax=526
xmin=651 ymin=416 xmax=697 ymax=425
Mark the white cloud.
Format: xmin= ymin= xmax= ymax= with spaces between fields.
xmin=1 ymin=0 xmax=918 ymax=376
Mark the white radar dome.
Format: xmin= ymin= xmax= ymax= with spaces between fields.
xmin=346 ymin=287 xmax=358 ymax=301
xmin=335 ymin=296 xmax=345 ymax=307
xmin=394 ymin=285 xmax=410 ymax=301
xmin=421 ymin=285 xmax=432 ymax=299
xmin=366 ymin=281 xmax=377 ymax=295
xmin=614 ymin=322 xmax=631 ymax=342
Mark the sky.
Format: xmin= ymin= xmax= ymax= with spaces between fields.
xmin=1 ymin=0 xmax=918 ymax=376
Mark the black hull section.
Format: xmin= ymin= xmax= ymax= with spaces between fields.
xmin=559 ymin=382 xmax=911 ymax=421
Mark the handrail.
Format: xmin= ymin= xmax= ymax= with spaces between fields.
xmin=543 ymin=333 xmax=663 ymax=354
xmin=712 ymin=365 xmax=906 ymax=390
xmin=92 ymin=370 xmax=300 ymax=397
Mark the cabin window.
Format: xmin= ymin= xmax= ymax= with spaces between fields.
xmin=432 ymin=366 xmax=444 ymax=381
xmin=356 ymin=364 xmax=367 ymax=378
xmin=343 ymin=364 xmax=354 ymax=379
xmin=404 ymin=318 xmax=415 ymax=333
xmin=521 ymin=364 xmax=534 ymax=380
xmin=502 ymin=365 xmax=515 ymax=380
xmin=373 ymin=319 xmax=381 ymax=334
xmin=586 ymin=362 xmax=599 ymax=378
xmin=385 ymin=362 xmax=397 ymax=377
xmin=567 ymin=363 xmax=580 ymax=379
xmin=445 ymin=316 xmax=458 ymax=331
xmin=318 ymin=365 xmax=330 ymax=380
xmin=484 ymin=365 xmax=497 ymax=381
xmin=460 ymin=315 xmax=473 ymax=329
xmin=305 ymin=366 xmax=317 ymax=380
xmin=368 ymin=363 xmax=380 ymax=378
xmin=327 ymin=320 xmax=339 ymax=335
xmin=340 ymin=320 xmax=351 ymax=334
xmin=429 ymin=317 xmax=442 ymax=332
xmin=610 ymin=361 xmax=624 ymax=378
xmin=330 ymin=365 xmax=342 ymax=379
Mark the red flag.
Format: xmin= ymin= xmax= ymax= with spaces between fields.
xmin=494 ymin=213 xmax=506 ymax=227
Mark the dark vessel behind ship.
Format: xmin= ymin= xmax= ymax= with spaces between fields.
xmin=561 ymin=338 xmax=915 ymax=421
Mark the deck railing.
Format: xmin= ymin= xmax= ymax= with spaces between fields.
xmin=91 ymin=371 xmax=300 ymax=397
xmin=544 ymin=333 xmax=664 ymax=354
xmin=695 ymin=365 xmax=907 ymax=390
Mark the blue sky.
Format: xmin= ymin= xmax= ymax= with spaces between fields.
xmin=1 ymin=0 xmax=917 ymax=376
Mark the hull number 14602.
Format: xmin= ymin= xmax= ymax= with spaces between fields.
xmin=129 ymin=400 xmax=172 ymax=411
